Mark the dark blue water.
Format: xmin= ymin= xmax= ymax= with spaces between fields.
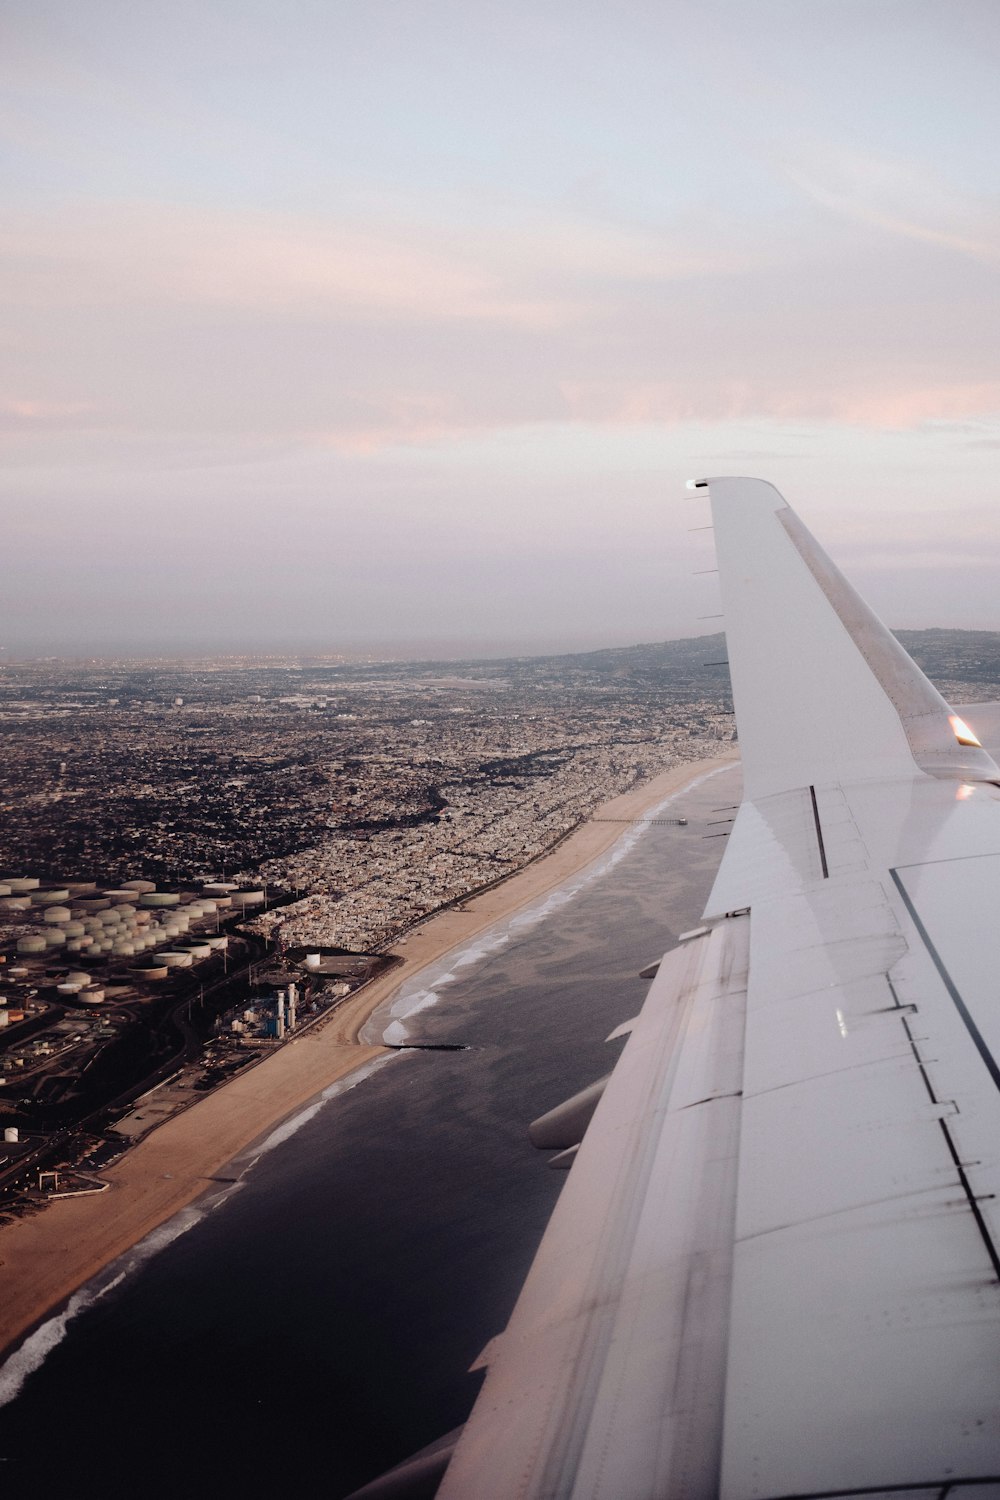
xmin=0 ymin=767 xmax=737 ymax=1499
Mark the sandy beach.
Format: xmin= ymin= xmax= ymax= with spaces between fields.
xmin=0 ymin=753 xmax=735 ymax=1363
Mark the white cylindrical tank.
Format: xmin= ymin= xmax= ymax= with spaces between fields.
xmin=182 ymin=942 xmax=211 ymax=959
xmin=121 ymin=879 xmax=156 ymax=894
xmin=111 ymin=940 xmax=136 ymax=956
xmin=159 ymin=951 xmax=193 ymax=968
xmin=205 ymin=935 xmax=228 ymax=951
xmin=57 ymin=982 xmax=83 ymax=996
xmin=0 ymin=897 xmax=31 ymax=912
xmin=140 ymin=892 xmax=181 ymax=908
xmin=33 ymin=889 xmax=70 ymax=905
xmin=43 ymin=930 xmax=67 ymax=947
xmin=3 ymin=1127 xmax=18 ymax=1143
xmin=43 ymin=906 xmax=72 ymax=925
xmin=63 ymin=921 xmax=85 ymax=938
xmin=203 ymin=882 xmax=237 ymax=896
xmin=232 ymin=889 xmax=265 ymax=906
xmin=305 ymin=953 xmax=321 ymax=969
xmin=6 ymin=877 xmax=40 ymax=892
xmin=80 ymin=987 xmax=105 ymax=1003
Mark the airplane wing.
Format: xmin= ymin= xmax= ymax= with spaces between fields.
xmin=426 ymin=478 xmax=1000 ymax=1499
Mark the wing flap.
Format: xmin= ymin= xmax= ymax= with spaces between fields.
xmin=715 ymin=778 xmax=1000 ymax=1496
xmin=437 ymin=920 xmax=749 ymax=1500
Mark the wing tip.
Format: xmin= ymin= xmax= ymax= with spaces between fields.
xmin=688 ymin=475 xmax=790 ymax=509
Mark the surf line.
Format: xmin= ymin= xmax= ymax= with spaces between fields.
xmin=364 ymin=762 xmax=736 ymax=1046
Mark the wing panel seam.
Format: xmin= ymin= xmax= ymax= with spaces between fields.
xmin=889 ymin=868 xmax=1000 ymax=1096
xmin=808 ymin=785 xmax=830 ymax=879
xmin=888 ymin=871 xmax=1000 ymax=1282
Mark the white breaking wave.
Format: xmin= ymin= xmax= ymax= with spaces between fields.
xmin=0 ymin=1203 xmax=205 ymax=1410
xmin=234 ymin=1050 xmax=400 ymax=1162
xmin=362 ymin=762 xmax=735 ymax=1045
xmin=383 ymin=990 xmax=442 ymax=1046
xmin=0 ymin=1051 xmax=402 ymax=1407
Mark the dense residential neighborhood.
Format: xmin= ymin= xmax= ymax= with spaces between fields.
xmin=0 ymin=630 xmax=996 ymax=1209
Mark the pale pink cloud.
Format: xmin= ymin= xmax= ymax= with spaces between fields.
xmin=834 ymin=383 xmax=1000 ymax=428
xmin=0 ymin=199 xmax=767 ymax=328
xmin=558 ymin=379 xmax=1000 ymax=433
xmin=2 ymin=398 xmax=93 ymax=418
xmin=308 ymin=392 xmax=463 ymax=455
xmin=2 ymin=186 xmax=1000 ymax=456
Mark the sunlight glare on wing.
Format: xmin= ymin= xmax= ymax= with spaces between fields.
xmin=949 ymin=715 xmax=982 ymax=747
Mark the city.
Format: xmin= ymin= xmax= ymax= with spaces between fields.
xmin=1 ymin=628 xmax=997 ymax=1228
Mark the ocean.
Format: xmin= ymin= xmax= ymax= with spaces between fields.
xmin=0 ymin=763 xmax=739 ymax=1499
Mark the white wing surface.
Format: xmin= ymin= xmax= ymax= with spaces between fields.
xmin=433 ymin=479 xmax=1000 ymax=1498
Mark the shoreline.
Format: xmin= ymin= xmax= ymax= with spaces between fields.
xmin=0 ymin=753 xmax=736 ymax=1368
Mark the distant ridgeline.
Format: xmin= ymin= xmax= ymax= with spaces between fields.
xmin=3 ymin=628 xmax=1000 ymax=701
xmin=892 ymin=629 xmax=1000 ymax=691
xmin=378 ymin=629 xmax=1000 ymax=698
xmin=535 ymin=628 xmax=1000 ymax=697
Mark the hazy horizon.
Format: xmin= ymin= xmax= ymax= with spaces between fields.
xmin=3 ymin=625 xmax=717 ymax=666
xmin=5 ymin=621 xmax=1000 ymax=671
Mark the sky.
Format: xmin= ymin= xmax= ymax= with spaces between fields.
xmin=2 ymin=0 xmax=1000 ymax=658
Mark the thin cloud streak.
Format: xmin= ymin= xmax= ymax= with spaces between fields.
xmin=783 ymin=147 xmax=1000 ymax=263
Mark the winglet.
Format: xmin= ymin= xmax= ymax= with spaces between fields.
xmin=698 ymin=477 xmax=999 ymax=799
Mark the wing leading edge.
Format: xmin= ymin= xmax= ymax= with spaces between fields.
xmin=417 ymin=481 xmax=1000 ymax=1498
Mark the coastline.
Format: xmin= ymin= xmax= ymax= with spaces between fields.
xmin=0 ymin=753 xmax=736 ymax=1367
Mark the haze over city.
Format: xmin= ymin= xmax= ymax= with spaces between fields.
xmin=3 ymin=1 xmax=999 ymax=656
